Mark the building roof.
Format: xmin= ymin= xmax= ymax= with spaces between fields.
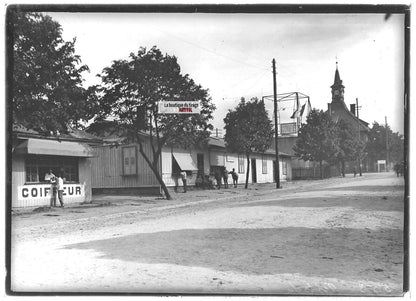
xmin=13 ymin=125 xmax=103 ymax=144
xmin=332 ymin=65 xmax=344 ymax=88
xmin=327 ymin=65 xmax=370 ymax=131
xmin=208 ymin=136 xmax=292 ymax=157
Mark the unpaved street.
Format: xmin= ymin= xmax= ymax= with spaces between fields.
xmin=10 ymin=173 xmax=405 ymax=295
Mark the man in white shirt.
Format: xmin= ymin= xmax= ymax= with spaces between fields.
xmin=56 ymin=174 xmax=65 ymax=207
xmin=180 ymin=170 xmax=187 ymax=193
xmin=45 ymin=169 xmax=57 ymax=207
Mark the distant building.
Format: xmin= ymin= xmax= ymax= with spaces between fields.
xmin=89 ymin=129 xmax=292 ymax=195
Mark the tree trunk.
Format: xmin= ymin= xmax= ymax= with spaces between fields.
xmin=319 ymin=160 xmax=323 ymax=179
xmin=138 ymin=140 xmax=172 ymax=200
xmin=245 ymin=153 xmax=250 ymax=189
xmin=341 ymin=160 xmax=345 ymax=177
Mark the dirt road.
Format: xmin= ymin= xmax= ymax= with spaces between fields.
xmin=10 ymin=172 xmax=405 ymax=295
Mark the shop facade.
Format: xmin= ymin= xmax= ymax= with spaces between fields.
xmin=90 ymin=134 xmax=292 ymax=194
xmin=11 ymin=128 xmax=99 ymax=208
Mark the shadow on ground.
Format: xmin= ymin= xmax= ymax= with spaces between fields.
xmin=233 ymin=194 xmax=404 ymax=212
xmin=65 ymin=227 xmax=403 ymax=284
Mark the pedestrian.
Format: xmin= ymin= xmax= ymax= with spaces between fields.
xmin=180 ymin=170 xmax=187 ymax=193
xmin=56 ymin=173 xmax=65 ymax=207
xmin=353 ymin=167 xmax=357 ymax=177
xmin=208 ymin=173 xmax=216 ymax=189
xmin=195 ymin=173 xmax=203 ymax=189
xmin=229 ymin=168 xmax=238 ymax=188
xmin=222 ymin=167 xmax=229 ymax=189
xmin=215 ymin=169 xmax=222 ymax=189
xmin=45 ymin=169 xmax=57 ymax=207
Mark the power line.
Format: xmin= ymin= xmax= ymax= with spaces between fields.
xmin=162 ymin=31 xmax=270 ymax=72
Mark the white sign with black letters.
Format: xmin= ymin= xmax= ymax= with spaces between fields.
xmin=18 ymin=184 xmax=85 ymax=201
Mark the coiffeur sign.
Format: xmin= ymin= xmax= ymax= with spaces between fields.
xmin=158 ymin=101 xmax=201 ymax=114
xmin=18 ymin=184 xmax=84 ymax=201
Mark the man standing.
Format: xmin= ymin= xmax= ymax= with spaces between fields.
xmin=215 ymin=169 xmax=222 ymax=190
xmin=222 ymin=167 xmax=229 ymax=189
xmin=56 ymin=174 xmax=65 ymax=207
xmin=45 ymin=169 xmax=57 ymax=207
xmin=180 ymin=170 xmax=187 ymax=193
xmin=230 ymin=168 xmax=238 ymax=188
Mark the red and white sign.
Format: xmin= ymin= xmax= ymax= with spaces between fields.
xmin=158 ymin=101 xmax=201 ymax=114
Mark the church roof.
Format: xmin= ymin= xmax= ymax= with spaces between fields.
xmin=331 ymin=64 xmax=344 ymax=88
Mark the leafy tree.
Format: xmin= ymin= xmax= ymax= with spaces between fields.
xmin=223 ymin=98 xmax=273 ymax=188
xmin=293 ymin=109 xmax=338 ymax=179
xmin=9 ymin=9 xmax=95 ymax=133
xmin=366 ymin=122 xmax=404 ymax=169
xmin=334 ymin=119 xmax=365 ymax=177
xmin=94 ymin=46 xmax=215 ymax=200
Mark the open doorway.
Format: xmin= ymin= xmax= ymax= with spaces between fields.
xmin=251 ymin=159 xmax=257 ymax=183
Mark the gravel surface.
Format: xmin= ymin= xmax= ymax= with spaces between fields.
xmin=10 ymin=173 xmax=405 ymax=295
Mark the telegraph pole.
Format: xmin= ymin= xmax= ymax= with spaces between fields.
xmin=356 ymin=97 xmax=362 ymax=176
xmin=273 ymin=59 xmax=281 ymax=188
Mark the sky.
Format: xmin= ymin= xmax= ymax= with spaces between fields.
xmin=47 ymin=11 xmax=405 ymax=134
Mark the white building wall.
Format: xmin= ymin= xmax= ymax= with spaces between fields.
xmin=161 ymin=146 xmax=207 ymax=186
xmin=160 ymin=146 xmax=290 ymax=187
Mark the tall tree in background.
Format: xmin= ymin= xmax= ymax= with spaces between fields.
xmin=9 ymin=9 xmax=95 ymax=133
xmin=94 ymin=46 xmax=215 ymax=200
xmin=293 ymin=109 xmax=338 ymax=179
xmin=223 ymin=98 xmax=273 ymax=189
xmin=366 ymin=122 xmax=404 ymax=168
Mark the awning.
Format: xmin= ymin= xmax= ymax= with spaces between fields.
xmin=14 ymin=138 xmax=95 ymax=157
xmin=172 ymin=152 xmax=198 ymax=171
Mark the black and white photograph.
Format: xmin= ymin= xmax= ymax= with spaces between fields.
xmin=6 ymin=4 xmax=409 ymax=296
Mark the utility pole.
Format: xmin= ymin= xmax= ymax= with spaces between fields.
xmin=356 ymin=97 xmax=362 ymax=176
xmin=385 ymin=116 xmax=389 ymax=171
xmin=273 ymin=59 xmax=281 ymax=189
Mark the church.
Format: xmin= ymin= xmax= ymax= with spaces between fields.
xmin=327 ymin=63 xmax=371 ymax=173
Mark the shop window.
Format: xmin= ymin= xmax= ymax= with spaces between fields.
xmin=238 ymin=154 xmax=245 ymax=174
xmin=122 ymin=146 xmax=137 ymax=175
xmin=26 ymin=162 xmax=39 ymax=182
xmin=25 ymin=155 xmax=79 ymax=183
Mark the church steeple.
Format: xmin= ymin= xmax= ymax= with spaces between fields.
xmin=331 ymin=62 xmax=345 ymax=103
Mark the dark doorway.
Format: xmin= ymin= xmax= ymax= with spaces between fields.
xmin=251 ymin=159 xmax=257 ymax=183
xmin=273 ymin=160 xmax=276 ymax=183
xmin=197 ymin=153 xmax=204 ymax=176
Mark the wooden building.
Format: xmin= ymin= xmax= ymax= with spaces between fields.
xmin=90 ymin=134 xmax=292 ymax=194
xmin=11 ymin=126 xmax=100 ymax=208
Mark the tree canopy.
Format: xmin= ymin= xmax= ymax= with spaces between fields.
xmin=366 ymin=121 xmax=404 ymax=166
xmin=293 ymin=109 xmax=338 ymax=178
xmin=9 ymin=10 xmax=94 ymax=133
xmin=223 ymin=97 xmax=273 ymax=188
xmin=334 ymin=119 xmax=365 ymax=176
xmin=94 ymin=46 xmax=215 ymax=199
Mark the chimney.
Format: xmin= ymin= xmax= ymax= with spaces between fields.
xmin=327 ymin=103 xmax=332 ymax=115
xmin=350 ymin=104 xmax=356 ymax=116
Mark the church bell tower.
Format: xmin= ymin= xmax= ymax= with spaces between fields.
xmin=331 ymin=62 xmax=345 ymax=103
